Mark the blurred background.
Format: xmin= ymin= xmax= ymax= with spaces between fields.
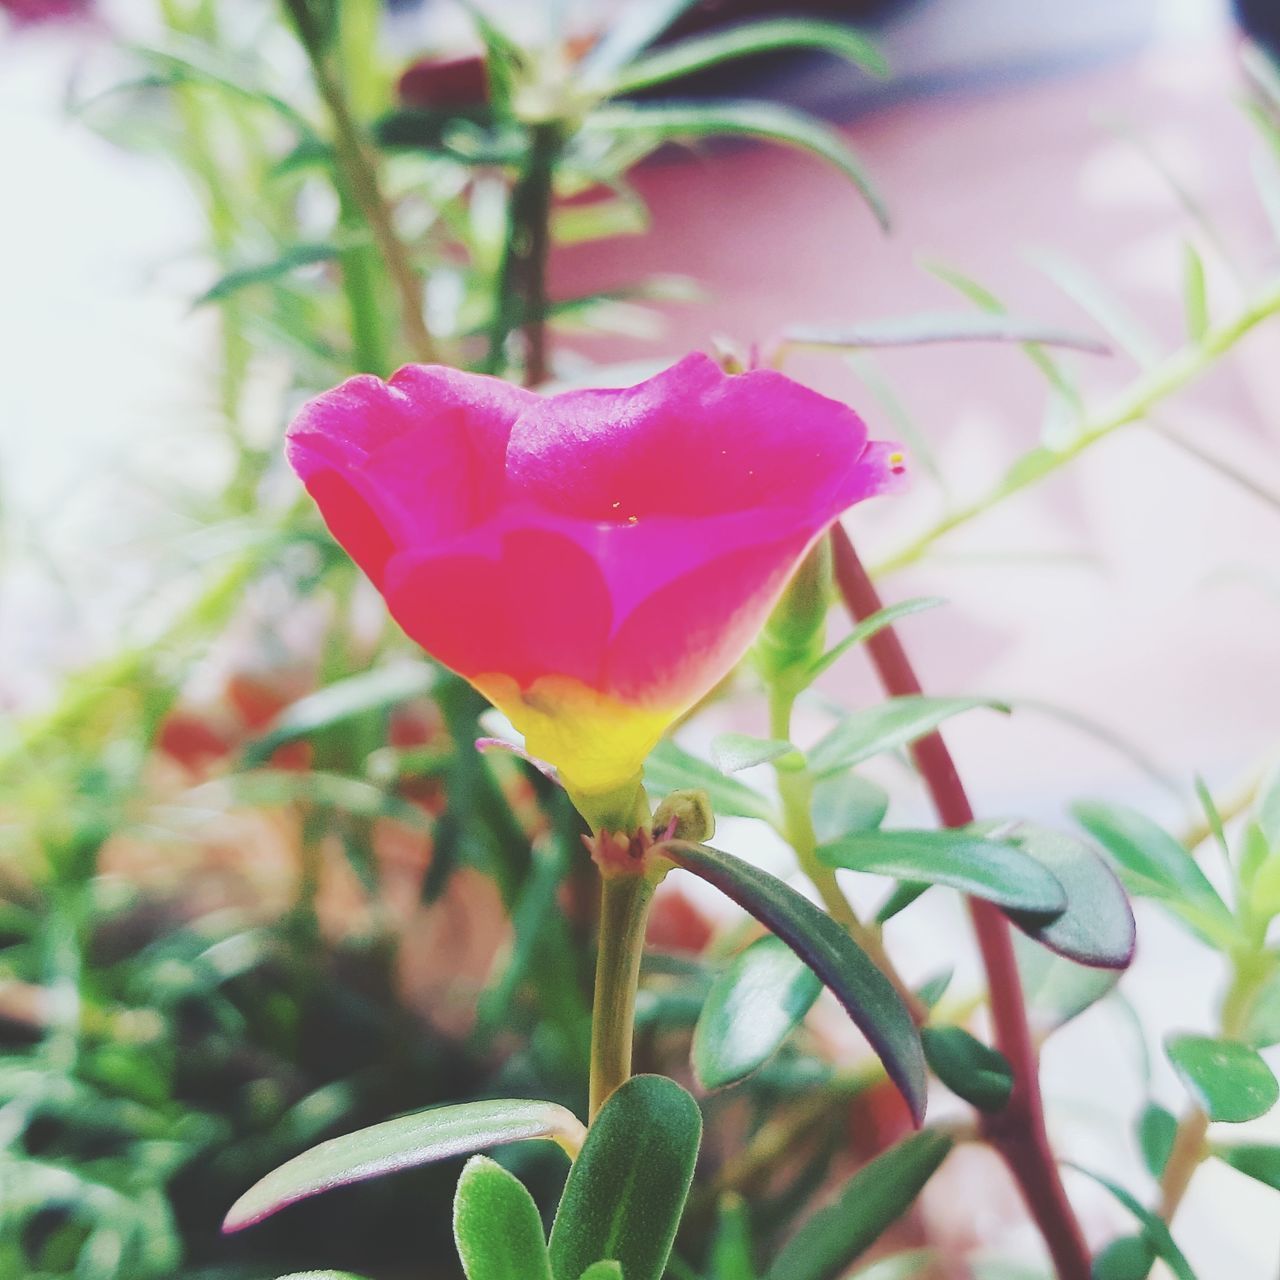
xmin=2 ymin=1 xmax=1279 ymax=1277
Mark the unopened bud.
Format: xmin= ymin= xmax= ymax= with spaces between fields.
xmin=756 ymin=536 xmax=832 ymax=682
xmin=652 ymin=789 xmax=715 ymax=843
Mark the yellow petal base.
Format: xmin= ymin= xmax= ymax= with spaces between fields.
xmin=473 ymin=672 xmax=675 ymax=811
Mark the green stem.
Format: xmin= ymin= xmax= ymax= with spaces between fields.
xmin=767 ymin=685 xmax=925 ymax=1020
xmin=486 ymin=122 xmax=563 ymax=383
xmin=589 ymin=871 xmax=655 ymax=1118
xmin=875 ymin=277 xmax=1280 ymax=575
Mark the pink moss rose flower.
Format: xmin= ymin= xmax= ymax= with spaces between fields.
xmin=286 ymin=354 xmax=903 ymax=821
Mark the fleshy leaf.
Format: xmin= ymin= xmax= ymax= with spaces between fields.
xmin=645 ymin=740 xmax=775 ymax=823
xmin=692 ymin=935 xmax=822 ymax=1089
xmin=548 ymin=1076 xmax=700 ymax=1280
xmin=659 ymin=840 xmax=926 ymax=1121
xmin=816 ymin=829 xmax=1067 ymax=914
xmin=711 ymin=733 xmax=800 ymax=774
xmin=764 ymin=1132 xmax=953 ymax=1280
xmin=1072 ymin=801 xmax=1236 ymax=949
xmin=807 ymin=696 xmax=1008 ymax=779
xmin=804 ymin=597 xmax=945 ymax=684
xmin=1092 ymin=1236 xmax=1157 ymax=1280
xmin=224 ymin=1098 xmax=584 ymax=1231
xmin=1165 ymin=1034 xmax=1279 ymax=1123
xmin=581 ymin=101 xmax=888 ymax=231
xmin=786 ymin=311 xmax=1109 ymax=353
xmin=1068 ymin=1166 xmax=1197 ymax=1280
xmin=454 ymin=1156 xmax=552 ymax=1280
xmin=610 ymin=18 xmax=887 ymax=95
xmin=988 ymin=823 xmax=1135 ymax=968
xmin=1013 ymin=933 xmax=1121 ymax=1036
xmin=1241 ymin=966 xmax=1280 ymax=1048
xmin=811 ymin=773 xmax=890 ymax=843
xmin=1213 ymin=1143 xmax=1280 ymax=1191
xmin=920 ymin=1026 xmax=1013 ymax=1112
xmin=1137 ymin=1103 xmax=1178 ymax=1178
xmin=709 ymin=1194 xmax=759 ymax=1280
xmin=577 ymin=1266 xmax=624 ymax=1280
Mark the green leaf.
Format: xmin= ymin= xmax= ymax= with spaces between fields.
xmin=711 ymin=733 xmax=800 ymax=774
xmin=804 ymin=597 xmax=946 ymax=685
xmin=579 ymin=0 xmax=702 ymax=80
xmin=811 ymin=773 xmax=889 ymax=843
xmin=1072 ymin=801 xmax=1236 ymax=948
xmin=1068 ymin=1166 xmax=1197 ymax=1280
xmin=1166 ymin=1034 xmax=1279 ymax=1123
xmin=920 ymin=1026 xmax=1013 ymax=1112
xmin=991 ymin=824 xmax=1135 ymax=968
xmin=548 ymin=1076 xmax=700 ymax=1280
xmin=765 ymin=1132 xmax=953 ymax=1280
xmin=1258 ymin=761 xmax=1280 ymax=848
xmin=1091 ymin=1236 xmax=1156 ymax=1280
xmin=1213 ymin=1143 xmax=1280 ymax=1191
xmin=454 ymin=1156 xmax=552 ymax=1280
xmin=817 ymin=829 xmax=1067 ymax=914
xmin=692 ymin=936 xmax=822 ymax=1089
xmin=915 ymin=971 xmax=953 ymax=1011
xmin=1137 ymin=1103 xmax=1178 ymax=1178
xmin=224 ymin=1098 xmax=585 ymax=1231
xmin=196 ymin=242 xmax=348 ymax=306
xmin=808 ymin=696 xmax=1008 ymax=779
xmin=645 ymin=740 xmax=775 ymax=823
xmin=610 ymin=19 xmax=887 ymax=96
xmin=271 ymin=1273 xmax=374 ymax=1279
xmin=787 ymin=311 xmax=1108 ymax=354
xmin=577 ymin=1266 xmax=624 ymax=1280
xmin=709 ymin=1194 xmax=759 ymax=1280
xmin=1182 ymin=243 xmax=1210 ymax=342
xmin=243 ymin=662 xmax=436 ymax=764
xmin=659 ymin=840 xmax=926 ymax=1120
xmin=1014 ymin=933 xmax=1121 ymax=1036
xmin=581 ymin=101 xmax=888 ymax=231
xmin=1241 ymin=965 xmax=1280 ymax=1048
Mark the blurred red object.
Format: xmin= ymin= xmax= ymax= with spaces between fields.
xmin=398 ymin=53 xmax=488 ymax=109
xmin=646 ymin=885 xmax=714 ymax=953
xmin=1 ymin=0 xmax=90 ymax=24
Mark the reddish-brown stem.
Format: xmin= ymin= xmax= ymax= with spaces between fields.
xmin=830 ymin=525 xmax=1092 ymax=1280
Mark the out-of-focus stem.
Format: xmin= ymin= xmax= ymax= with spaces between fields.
xmin=1156 ymin=1108 xmax=1210 ymax=1224
xmin=487 ymin=122 xmax=563 ymax=384
xmin=287 ymin=7 xmax=436 ymax=365
xmin=875 ymin=277 xmax=1280 ymax=575
xmin=589 ymin=870 xmax=655 ymax=1118
xmin=767 ymin=685 xmax=925 ymax=1022
xmin=831 ymin=525 xmax=1091 ymax=1280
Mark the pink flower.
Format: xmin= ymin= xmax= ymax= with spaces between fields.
xmin=286 ymin=354 xmax=903 ymax=821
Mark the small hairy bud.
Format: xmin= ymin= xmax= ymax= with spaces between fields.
xmin=652 ymin=789 xmax=715 ymax=844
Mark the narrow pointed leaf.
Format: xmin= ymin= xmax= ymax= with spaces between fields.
xmin=692 ymin=936 xmax=822 ymax=1089
xmin=817 ymin=830 xmax=1066 ymax=914
xmin=1072 ymin=801 xmax=1235 ymax=948
xmin=610 ymin=19 xmax=887 ymax=96
xmin=581 ymin=101 xmax=888 ymax=230
xmin=1166 ymin=1034 xmax=1279 ymax=1123
xmin=1182 ymin=243 xmax=1210 ymax=341
xmin=548 ymin=1076 xmax=700 ymax=1280
xmin=920 ymin=1026 xmax=1012 ymax=1112
xmin=808 ymin=696 xmax=1008 ymax=779
xmin=1068 ymin=1166 xmax=1197 ymax=1280
xmin=712 ymin=733 xmax=799 ymax=774
xmin=243 ymin=662 xmax=435 ymax=763
xmin=710 ymin=1194 xmax=759 ymax=1280
xmin=454 ymin=1156 xmax=552 ymax=1280
xmin=224 ymin=1098 xmax=585 ymax=1231
xmin=645 ymin=739 xmax=775 ymax=823
xmin=765 ymin=1132 xmax=953 ymax=1280
xmin=660 ymin=840 xmax=926 ymax=1120
xmin=989 ymin=823 xmax=1135 ymax=968
xmin=579 ymin=0 xmax=701 ymax=80
xmin=811 ymin=773 xmax=889 ymax=843
xmin=1213 ymin=1143 xmax=1280 ymax=1191
xmin=787 ymin=311 xmax=1108 ymax=353
xmin=805 ymin=596 xmax=946 ymax=684
xmin=197 ymin=242 xmax=348 ymax=306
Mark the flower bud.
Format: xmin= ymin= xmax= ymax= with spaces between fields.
xmin=652 ymin=789 xmax=715 ymax=844
xmin=755 ymin=535 xmax=832 ymax=683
